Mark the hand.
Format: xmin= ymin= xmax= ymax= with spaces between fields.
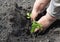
xmin=31 ymin=10 xmax=39 ymax=21
xmin=34 ymin=12 xmax=56 ymax=32
xmin=31 ymin=0 xmax=50 ymax=21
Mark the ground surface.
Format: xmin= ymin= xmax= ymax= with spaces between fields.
xmin=0 ymin=0 xmax=60 ymax=42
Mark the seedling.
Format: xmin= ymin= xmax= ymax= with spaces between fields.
xmin=26 ymin=13 xmax=43 ymax=33
xmin=30 ymin=21 xmax=42 ymax=33
xmin=26 ymin=12 xmax=31 ymax=19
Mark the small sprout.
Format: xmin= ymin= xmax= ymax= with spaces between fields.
xmin=26 ymin=12 xmax=31 ymax=19
xmin=26 ymin=12 xmax=43 ymax=33
xmin=30 ymin=21 xmax=42 ymax=33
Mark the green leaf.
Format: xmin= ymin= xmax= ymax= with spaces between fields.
xmin=27 ymin=13 xmax=30 ymax=16
xmin=26 ymin=12 xmax=43 ymax=33
xmin=26 ymin=12 xmax=31 ymax=19
xmin=30 ymin=21 xmax=43 ymax=33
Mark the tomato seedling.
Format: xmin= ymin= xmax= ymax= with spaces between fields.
xmin=26 ymin=12 xmax=31 ymax=19
xmin=26 ymin=13 xmax=43 ymax=33
xmin=30 ymin=21 xmax=42 ymax=33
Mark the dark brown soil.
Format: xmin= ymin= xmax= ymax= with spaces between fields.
xmin=0 ymin=0 xmax=60 ymax=42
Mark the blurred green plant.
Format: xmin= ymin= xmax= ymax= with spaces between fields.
xmin=26 ymin=13 xmax=43 ymax=33
xmin=26 ymin=12 xmax=31 ymax=19
xmin=30 ymin=21 xmax=42 ymax=33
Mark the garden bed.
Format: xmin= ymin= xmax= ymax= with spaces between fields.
xmin=0 ymin=0 xmax=60 ymax=42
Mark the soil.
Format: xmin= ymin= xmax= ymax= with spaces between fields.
xmin=0 ymin=0 xmax=60 ymax=42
